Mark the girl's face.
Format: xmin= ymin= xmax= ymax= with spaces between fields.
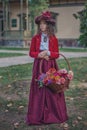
xmin=39 ymin=20 xmax=47 ymax=33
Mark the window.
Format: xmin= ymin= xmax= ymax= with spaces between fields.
xmin=11 ymin=19 xmax=17 ymax=27
xmin=51 ymin=12 xmax=59 ymax=32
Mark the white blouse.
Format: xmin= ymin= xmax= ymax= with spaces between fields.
xmin=40 ymin=33 xmax=50 ymax=56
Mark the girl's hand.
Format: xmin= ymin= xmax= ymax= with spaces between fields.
xmin=38 ymin=53 xmax=43 ymax=58
xmin=40 ymin=50 xmax=48 ymax=57
xmin=44 ymin=56 xmax=49 ymax=61
xmin=38 ymin=50 xmax=48 ymax=58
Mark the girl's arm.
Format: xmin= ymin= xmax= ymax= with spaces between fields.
xmin=49 ymin=38 xmax=59 ymax=59
xmin=29 ymin=37 xmax=39 ymax=58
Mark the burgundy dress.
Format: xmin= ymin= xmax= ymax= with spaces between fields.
xmin=26 ymin=58 xmax=68 ymax=125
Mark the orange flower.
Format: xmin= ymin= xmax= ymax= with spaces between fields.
xmin=46 ymin=68 xmax=56 ymax=75
xmin=54 ymin=75 xmax=60 ymax=81
xmin=49 ymin=75 xmax=55 ymax=79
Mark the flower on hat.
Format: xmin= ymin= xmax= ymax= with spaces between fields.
xmin=35 ymin=11 xmax=55 ymax=25
xmin=42 ymin=11 xmax=51 ymax=18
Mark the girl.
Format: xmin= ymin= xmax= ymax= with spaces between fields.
xmin=26 ymin=11 xmax=68 ymax=125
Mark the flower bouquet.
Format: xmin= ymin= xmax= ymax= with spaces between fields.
xmin=36 ymin=54 xmax=73 ymax=93
xmin=37 ymin=68 xmax=73 ymax=93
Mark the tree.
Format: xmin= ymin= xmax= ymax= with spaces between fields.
xmin=75 ymin=3 xmax=87 ymax=48
xmin=29 ymin=0 xmax=49 ymax=36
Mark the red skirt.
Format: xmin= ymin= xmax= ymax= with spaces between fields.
xmin=26 ymin=58 xmax=68 ymax=125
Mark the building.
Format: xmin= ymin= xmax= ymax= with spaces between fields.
xmin=0 ymin=0 xmax=31 ymax=47
xmin=0 ymin=0 xmax=86 ymax=47
xmin=49 ymin=0 xmax=86 ymax=47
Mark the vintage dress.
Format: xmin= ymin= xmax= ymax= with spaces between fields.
xmin=26 ymin=34 xmax=68 ymax=125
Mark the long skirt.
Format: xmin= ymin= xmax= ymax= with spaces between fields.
xmin=26 ymin=58 xmax=68 ymax=125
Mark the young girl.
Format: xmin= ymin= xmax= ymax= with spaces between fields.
xmin=26 ymin=11 xmax=68 ymax=125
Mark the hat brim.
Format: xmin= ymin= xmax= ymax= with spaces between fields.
xmin=35 ymin=15 xmax=55 ymax=25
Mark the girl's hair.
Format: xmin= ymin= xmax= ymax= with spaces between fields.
xmin=37 ymin=20 xmax=55 ymax=36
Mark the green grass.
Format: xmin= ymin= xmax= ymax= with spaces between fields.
xmin=58 ymin=57 xmax=87 ymax=82
xmin=0 ymin=85 xmax=87 ymax=130
xmin=0 ymin=46 xmax=29 ymax=51
xmin=0 ymin=97 xmax=27 ymax=112
xmin=0 ymin=52 xmax=26 ymax=58
xmin=60 ymin=47 xmax=87 ymax=52
xmin=0 ymin=57 xmax=87 ymax=130
xmin=0 ymin=63 xmax=33 ymax=85
xmin=0 ymin=57 xmax=87 ymax=85
xmin=0 ymin=46 xmax=87 ymax=52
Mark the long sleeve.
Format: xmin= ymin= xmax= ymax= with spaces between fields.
xmin=29 ymin=35 xmax=59 ymax=59
xmin=29 ymin=36 xmax=39 ymax=58
xmin=49 ymin=37 xmax=59 ymax=59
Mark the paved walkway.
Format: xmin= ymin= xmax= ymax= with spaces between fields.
xmin=0 ymin=50 xmax=87 ymax=67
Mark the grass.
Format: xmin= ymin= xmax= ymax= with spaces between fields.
xmin=0 ymin=46 xmax=29 ymax=51
xmin=0 ymin=63 xmax=32 ymax=85
xmin=0 ymin=81 xmax=87 ymax=130
xmin=0 ymin=84 xmax=87 ymax=130
xmin=60 ymin=47 xmax=87 ymax=52
xmin=58 ymin=57 xmax=87 ymax=82
xmin=0 ymin=46 xmax=87 ymax=52
xmin=0 ymin=57 xmax=87 ymax=130
xmin=0 ymin=57 xmax=87 ymax=85
xmin=0 ymin=52 xmax=26 ymax=58
xmin=0 ymin=97 xmax=27 ymax=112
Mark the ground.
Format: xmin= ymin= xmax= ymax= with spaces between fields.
xmin=0 ymin=49 xmax=87 ymax=130
xmin=0 ymin=80 xmax=87 ymax=130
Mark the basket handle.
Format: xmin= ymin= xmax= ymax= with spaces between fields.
xmin=39 ymin=59 xmax=45 ymax=74
xmin=39 ymin=53 xmax=72 ymax=74
xmin=59 ymin=53 xmax=71 ymax=70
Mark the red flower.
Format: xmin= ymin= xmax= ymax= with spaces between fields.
xmin=42 ymin=11 xmax=51 ymax=18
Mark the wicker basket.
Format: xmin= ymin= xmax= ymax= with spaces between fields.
xmin=37 ymin=53 xmax=72 ymax=93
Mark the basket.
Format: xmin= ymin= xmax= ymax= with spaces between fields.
xmin=36 ymin=54 xmax=72 ymax=93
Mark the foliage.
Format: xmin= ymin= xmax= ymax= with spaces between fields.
xmin=75 ymin=3 xmax=87 ymax=48
xmin=29 ymin=0 xmax=49 ymax=15
xmin=28 ymin=0 xmax=49 ymax=36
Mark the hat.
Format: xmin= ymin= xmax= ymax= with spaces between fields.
xmin=35 ymin=11 xmax=55 ymax=25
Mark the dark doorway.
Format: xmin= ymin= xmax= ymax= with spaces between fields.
xmin=0 ymin=10 xmax=4 ymax=37
xmin=18 ymin=13 xmax=27 ymax=31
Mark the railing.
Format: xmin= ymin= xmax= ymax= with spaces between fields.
xmin=0 ymin=30 xmax=31 ymax=47
xmin=4 ymin=30 xmax=23 ymax=40
xmin=0 ymin=30 xmax=31 ymax=40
